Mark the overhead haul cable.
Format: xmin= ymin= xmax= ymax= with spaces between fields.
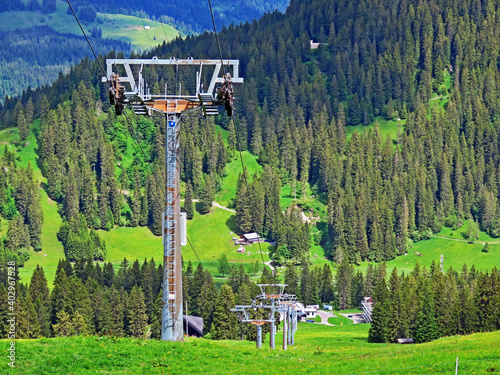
xmin=66 ymin=0 xmax=204 ymax=267
xmin=206 ymin=0 xmax=267 ymax=270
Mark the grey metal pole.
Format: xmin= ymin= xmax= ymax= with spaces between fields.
xmin=283 ymin=310 xmax=288 ymax=351
xmin=270 ymin=299 xmax=275 ymax=349
xmin=256 ymin=325 xmax=262 ymax=348
xmin=455 ymin=357 xmax=458 ymax=375
xmin=161 ymin=115 xmax=183 ymax=342
xmin=270 ymin=320 xmax=275 ymax=349
xmin=288 ymin=306 xmax=292 ymax=345
xmin=291 ymin=309 xmax=295 ymax=345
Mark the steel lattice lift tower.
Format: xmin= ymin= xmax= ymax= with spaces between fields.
xmin=104 ymin=57 xmax=243 ymax=341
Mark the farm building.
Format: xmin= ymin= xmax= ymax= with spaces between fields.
xmin=234 ymin=232 xmax=264 ymax=245
xmin=304 ymin=306 xmax=317 ymax=319
xmin=183 ymin=315 xmax=204 ymax=337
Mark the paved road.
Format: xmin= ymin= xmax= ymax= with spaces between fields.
xmin=212 ymin=201 xmax=235 ymax=213
xmin=315 ymin=310 xmax=334 ymax=326
xmin=181 ymin=199 xmax=236 ymax=213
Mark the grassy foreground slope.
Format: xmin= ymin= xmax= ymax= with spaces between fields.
xmin=2 ymin=324 xmax=499 ymax=374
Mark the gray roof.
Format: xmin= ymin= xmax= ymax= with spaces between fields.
xmin=184 ymin=315 xmax=204 ymax=336
xmin=397 ymin=338 xmax=414 ymax=344
xmin=243 ymin=233 xmax=259 ymax=240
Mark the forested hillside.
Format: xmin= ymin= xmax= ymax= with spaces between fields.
xmin=84 ymin=0 xmax=290 ymax=33
xmin=0 ymin=0 xmax=288 ymax=100
xmin=1 ymin=0 xmax=500 ymax=353
xmin=0 ymin=26 xmax=129 ymax=104
xmin=2 ymin=0 xmax=500 ymax=269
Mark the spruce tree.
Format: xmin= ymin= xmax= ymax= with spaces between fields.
xmin=414 ymin=281 xmax=439 ymax=343
xmin=127 ymin=285 xmax=148 ymax=339
xmin=28 ymin=265 xmax=51 ymax=337
xmin=200 ymin=174 xmax=215 ymax=214
xmin=184 ymin=182 xmax=194 ymax=220
xmin=284 ymin=264 xmax=300 ymax=297
xmin=336 ymin=254 xmax=353 ymax=310
xmin=199 ymin=272 xmax=218 ymax=333
xmin=17 ymin=110 xmax=29 ymax=143
xmin=210 ymin=284 xmax=238 ymax=340
xmin=103 ymin=262 xmax=115 ymax=287
xmin=368 ymin=279 xmax=389 ymax=343
xmin=235 ymin=172 xmax=252 ymax=233
xmin=72 ymin=312 xmax=88 ymax=336
xmin=17 ymin=293 xmax=40 ymax=339
xmin=217 ymin=254 xmax=230 ymax=277
xmin=52 ymin=311 xmax=75 ymax=337
xmin=150 ymin=291 xmax=162 ymax=340
xmin=25 ymin=98 xmax=34 ymax=125
xmin=189 ymin=263 xmax=206 ymax=316
xmin=65 ymin=276 xmax=93 ymax=334
xmin=300 ymin=265 xmax=312 ymax=305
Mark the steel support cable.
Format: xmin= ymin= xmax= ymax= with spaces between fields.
xmin=67 ymin=0 xmax=162 ymax=193
xmin=233 ymin=118 xmax=266 ymax=269
xmin=206 ymin=1 xmax=267 ymax=270
xmin=66 ymin=0 xmax=106 ymax=76
xmin=207 ymin=0 xmax=226 ymax=76
xmin=69 ymin=0 xmax=207 ymax=271
xmin=187 ymin=236 xmax=203 ymax=266
xmin=139 ymin=16 xmax=153 ymax=50
xmin=153 ymin=0 xmax=170 ymax=44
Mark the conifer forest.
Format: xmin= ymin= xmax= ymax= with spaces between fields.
xmin=1 ymin=0 xmax=500 ymax=372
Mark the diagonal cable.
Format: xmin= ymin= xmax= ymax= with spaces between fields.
xmin=69 ymin=0 xmax=205 ymax=269
xmin=207 ymin=0 xmax=226 ymax=76
xmin=153 ymin=0 xmax=170 ymax=44
xmin=66 ymin=0 xmax=106 ymax=76
xmin=234 ymin=118 xmax=266 ymax=269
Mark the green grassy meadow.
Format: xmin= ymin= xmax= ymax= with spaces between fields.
xmin=0 ymin=0 xmax=178 ymax=51
xmin=216 ymin=151 xmax=262 ymax=207
xmin=185 ymin=208 xmax=272 ymax=271
xmin=357 ymin=229 xmax=500 ymax=275
xmin=9 ymin=114 xmax=500 ymax=287
xmin=345 ymin=116 xmax=404 ymax=141
xmin=0 ymin=121 xmax=67 ymax=284
xmin=2 ymin=324 xmax=500 ymax=374
xmin=7 ymin=71 xmax=500 ymax=287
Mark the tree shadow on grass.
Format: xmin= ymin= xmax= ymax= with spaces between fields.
xmin=225 ymin=214 xmax=238 ymax=233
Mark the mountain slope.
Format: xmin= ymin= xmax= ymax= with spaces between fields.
xmin=3 ymin=0 xmax=500 ymax=282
